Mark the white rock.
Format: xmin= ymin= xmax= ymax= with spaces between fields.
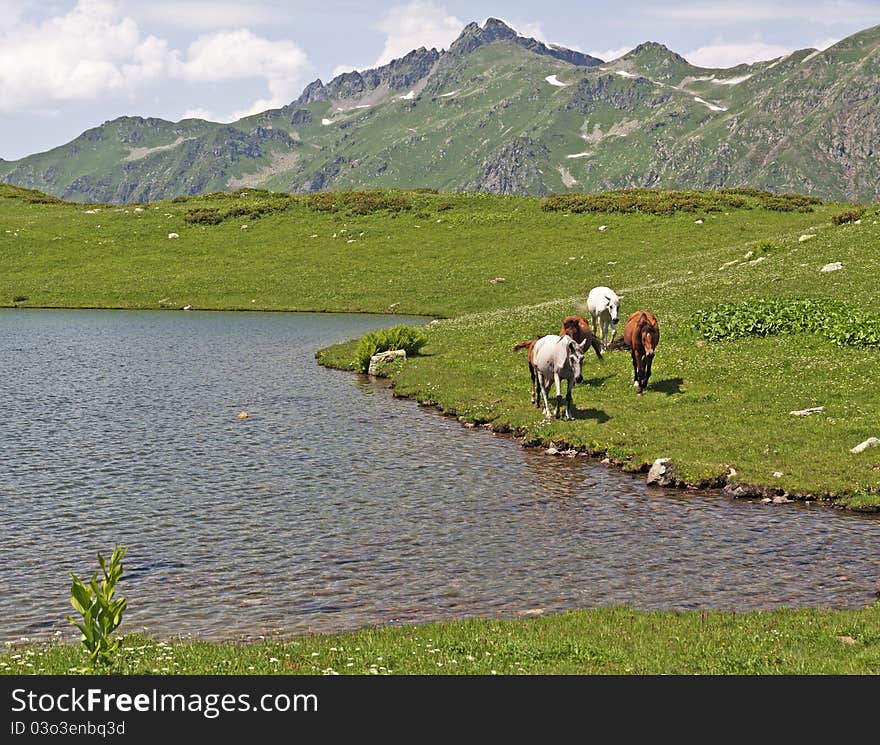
xmin=790 ymin=406 xmax=824 ymax=416
xmin=168 ymin=232 xmax=179 ymax=239
xmin=598 ymin=225 xmax=608 ymax=232
xmin=820 ymin=262 xmax=843 ymax=272
xmin=850 ymin=437 xmax=880 ymax=454
xmin=368 ymin=349 xmax=406 ymax=376
xmin=646 ymin=458 xmax=673 ymax=486
xmin=773 ymin=471 xmax=783 ymax=478
xmin=694 ymin=219 xmax=703 ymax=224
xmin=798 ymin=234 xmax=815 ymax=242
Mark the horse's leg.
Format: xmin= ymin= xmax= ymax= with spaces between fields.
xmin=553 ymin=371 xmax=563 ymax=419
xmin=564 ymin=376 xmax=574 ymax=420
xmin=537 ymin=372 xmax=552 ymax=418
xmin=631 ymin=350 xmax=640 ymax=388
xmin=528 ymin=361 xmax=537 ymax=405
xmin=644 ymin=354 xmax=653 ymax=392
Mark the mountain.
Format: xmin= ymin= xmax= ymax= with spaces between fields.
xmin=1 ymin=18 xmax=878 ymax=202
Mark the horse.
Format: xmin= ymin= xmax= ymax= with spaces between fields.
xmin=532 ymin=334 xmax=588 ymax=420
xmin=513 ymin=316 xmax=602 ymax=406
xmin=621 ymin=310 xmax=660 ymax=395
xmin=586 ymin=286 xmax=624 ymax=350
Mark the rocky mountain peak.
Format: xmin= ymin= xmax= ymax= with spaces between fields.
xmin=294 ymin=79 xmax=329 ymax=106
xmin=624 ymin=42 xmax=688 ymax=64
xmin=449 ymin=17 xmax=601 ymax=66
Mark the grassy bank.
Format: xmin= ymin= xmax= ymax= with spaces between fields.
xmin=3 ymin=185 xmax=879 ymax=507
xmin=4 ymin=604 xmax=879 ymax=675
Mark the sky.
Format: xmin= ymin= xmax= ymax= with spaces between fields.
xmin=0 ymin=0 xmax=878 ymax=160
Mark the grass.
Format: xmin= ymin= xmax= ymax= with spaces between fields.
xmin=3 ymin=604 xmax=879 ymax=674
xmin=2 ymin=185 xmax=879 ymax=506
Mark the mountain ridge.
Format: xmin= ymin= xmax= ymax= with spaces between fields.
xmin=1 ymin=18 xmax=878 ymax=202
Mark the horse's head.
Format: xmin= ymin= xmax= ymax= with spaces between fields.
xmin=639 ymin=320 xmax=657 ymax=357
xmin=568 ymin=338 xmax=588 ymax=383
xmin=608 ymin=293 xmax=623 ymax=324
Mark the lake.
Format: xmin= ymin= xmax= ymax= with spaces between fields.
xmin=1 ymin=309 xmax=878 ymax=642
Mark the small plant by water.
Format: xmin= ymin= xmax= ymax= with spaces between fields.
xmin=67 ymin=545 xmax=128 ymax=669
xmin=354 ymin=325 xmax=427 ymax=372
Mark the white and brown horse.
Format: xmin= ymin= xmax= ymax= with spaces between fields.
xmin=532 ymin=334 xmax=588 ymax=420
xmin=513 ymin=316 xmax=602 ymax=406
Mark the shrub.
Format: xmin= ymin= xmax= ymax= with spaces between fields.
xmin=67 ymin=545 xmax=128 ymax=669
xmin=182 ymin=191 xmax=297 ymax=225
xmin=540 ymin=189 xmax=821 ymax=216
xmin=305 ymin=190 xmax=413 ymax=215
xmin=831 ymin=208 xmax=866 ymax=225
xmin=353 ymin=325 xmax=428 ymax=372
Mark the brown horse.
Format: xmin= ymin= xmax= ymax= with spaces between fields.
xmin=513 ymin=316 xmax=603 ymax=406
xmin=620 ymin=310 xmax=660 ymax=395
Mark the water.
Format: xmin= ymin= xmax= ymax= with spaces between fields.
xmin=1 ymin=309 xmax=878 ymax=642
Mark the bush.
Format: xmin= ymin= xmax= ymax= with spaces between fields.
xmin=540 ymin=189 xmax=821 ymax=216
xmin=831 ymin=208 xmax=866 ymax=225
xmin=354 ymin=325 xmax=428 ymax=372
xmin=305 ymin=190 xmax=413 ymax=215
xmin=182 ymin=190 xmax=297 ymax=225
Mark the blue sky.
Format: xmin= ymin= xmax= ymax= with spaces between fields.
xmin=1 ymin=0 xmax=877 ymax=160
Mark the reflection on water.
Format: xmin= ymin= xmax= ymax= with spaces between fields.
xmin=0 ymin=309 xmax=878 ymax=642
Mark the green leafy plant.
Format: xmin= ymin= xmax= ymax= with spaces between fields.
xmin=354 ymin=325 xmax=428 ymax=372
xmin=752 ymin=239 xmax=781 ymax=255
xmin=67 ymin=545 xmax=128 ymax=669
xmin=691 ymin=299 xmax=880 ymax=348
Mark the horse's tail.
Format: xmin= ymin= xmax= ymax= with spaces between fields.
xmin=606 ymin=338 xmax=630 ymax=351
xmin=512 ymin=340 xmax=533 ymax=352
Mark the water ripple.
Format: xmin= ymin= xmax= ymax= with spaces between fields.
xmin=1 ymin=309 xmax=878 ymax=642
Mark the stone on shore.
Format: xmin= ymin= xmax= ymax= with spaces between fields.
xmin=368 ymin=349 xmax=406 ymax=376
xmin=646 ymin=457 xmax=675 ymax=486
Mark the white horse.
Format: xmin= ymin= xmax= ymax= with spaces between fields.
xmin=532 ymin=335 xmax=587 ymax=420
xmin=586 ymin=286 xmax=623 ymax=350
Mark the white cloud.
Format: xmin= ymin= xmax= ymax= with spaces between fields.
xmin=179 ymin=107 xmax=220 ymax=122
xmin=683 ymin=39 xmax=798 ymax=67
xmin=0 ymin=0 xmax=171 ymax=112
xmin=373 ymin=1 xmax=463 ymax=66
xmin=648 ymin=1 xmax=880 ymax=26
xmin=124 ymin=1 xmax=275 ymax=30
xmin=0 ymin=1 xmax=313 ymax=117
xmin=589 ymin=46 xmax=635 ymax=62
